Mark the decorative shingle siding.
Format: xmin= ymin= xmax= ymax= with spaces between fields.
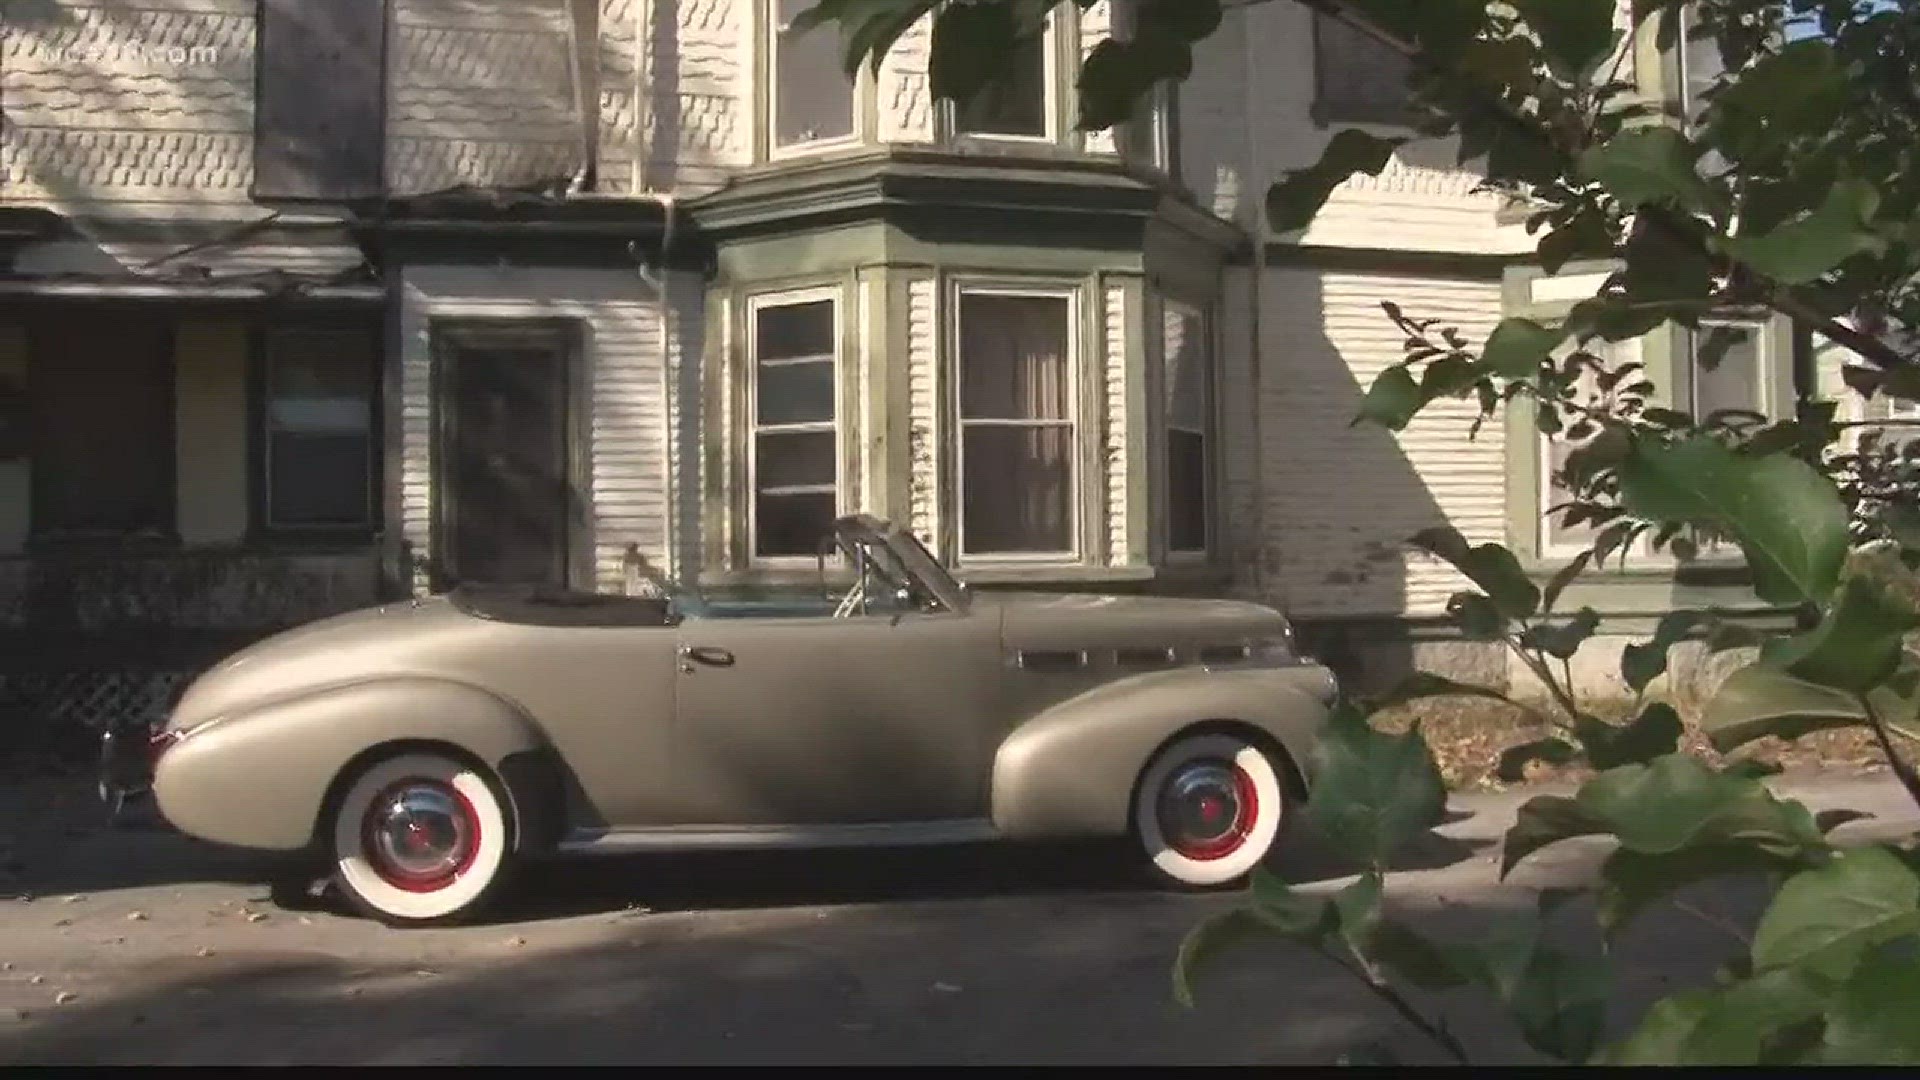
xmin=1245 ymin=269 xmax=1506 ymax=618
xmin=877 ymin=14 xmax=936 ymax=144
xmin=1078 ymin=1 xmax=1115 ymax=155
xmin=1 ymin=0 xmax=257 ymax=209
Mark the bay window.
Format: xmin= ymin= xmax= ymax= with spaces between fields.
xmin=749 ymin=293 xmax=841 ymax=559
xmin=1163 ymin=301 xmax=1210 ymax=555
xmin=957 ymin=291 xmax=1077 ymax=557
xmin=953 ymin=13 xmax=1053 ymax=139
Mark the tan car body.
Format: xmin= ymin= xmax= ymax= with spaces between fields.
xmin=152 ymin=518 xmax=1336 ymax=859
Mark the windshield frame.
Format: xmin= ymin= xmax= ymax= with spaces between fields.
xmin=832 ymin=515 xmax=971 ymax=615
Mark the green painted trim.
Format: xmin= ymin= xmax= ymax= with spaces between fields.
xmin=1250 ymin=243 xmax=1521 ymax=279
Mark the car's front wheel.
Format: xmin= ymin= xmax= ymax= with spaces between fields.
xmin=328 ymin=751 xmax=515 ymax=927
xmin=1132 ymin=732 xmax=1291 ymax=888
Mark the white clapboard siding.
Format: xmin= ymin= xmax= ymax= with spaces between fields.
xmin=1252 ymin=268 xmax=1506 ymax=618
xmin=905 ymin=276 xmax=941 ymax=551
xmin=1103 ymin=282 xmax=1129 ymax=564
xmin=396 ymin=267 xmax=671 ymax=597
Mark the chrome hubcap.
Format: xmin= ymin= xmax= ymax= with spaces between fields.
xmin=364 ymin=781 xmax=475 ymax=887
xmin=1157 ymin=759 xmax=1256 ymax=861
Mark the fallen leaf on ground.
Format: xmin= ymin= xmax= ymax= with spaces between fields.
xmin=125 ymin=911 xmax=147 ymax=922
xmin=53 ymin=991 xmax=76 ymax=1006
xmin=932 ymin=982 xmax=962 ymax=993
xmin=245 ymin=912 xmax=269 ymax=923
xmin=62 ymin=894 xmax=85 ymax=904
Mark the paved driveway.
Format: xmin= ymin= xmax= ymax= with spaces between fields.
xmin=0 ymin=770 xmax=1907 ymax=1065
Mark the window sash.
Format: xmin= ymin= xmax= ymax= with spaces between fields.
xmin=952 ymin=14 xmax=1054 ymax=139
xmin=954 ymin=288 xmax=1078 ymax=559
xmin=1163 ymin=301 xmax=1210 ymax=554
xmin=748 ymin=292 xmax=841 ymax=561
xmin=262 ymin=326 xmax=376 ymax=530
xmin=768 ymin=0 xmax=858 ymax=153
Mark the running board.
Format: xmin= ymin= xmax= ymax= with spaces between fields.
xmin=554 ymin=818 xmax=1000 ymax=855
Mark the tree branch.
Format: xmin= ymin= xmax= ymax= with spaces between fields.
xmin=1857 ymin=692 xmax=1920 ymax=813
xmin=1312 ymin=942 xmax=1472 ymax=1065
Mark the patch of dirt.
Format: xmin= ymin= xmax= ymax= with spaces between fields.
xmin=1371 ymin=697 xmax=1890 ymax=792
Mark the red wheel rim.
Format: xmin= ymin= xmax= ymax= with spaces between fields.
xmin=1156 ymin=759 xmax=1259 ymax=861
xmin=360 ymin=778 xmax=481 ymax=893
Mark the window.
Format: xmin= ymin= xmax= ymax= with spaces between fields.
xmin=750 ymin=294 xmax=840 ymax=560
xmin=263 ymin=327 xmax=378 ymax=530
xmin=1688 ymin=321 xmax=1768 ymax=427
xmin=769 ymin=0 xmax=857 ymax=153
xmin=1312 ymin=12 xmax=1414 ymax=124
xmin=953 ymin=14 xmax=1051 ymax=138
xmin=1163 ymin=301 xmax=1210 ymax=554
xmin=29 ymin=317 xmax=175 ymax=539
xmin=1539 ymin=338 xmax=1642 ymax=558
xmin=958 ymin=291 xmax=1077 ymax=557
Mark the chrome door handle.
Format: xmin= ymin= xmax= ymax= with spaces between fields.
xmin=678 ymin=645 xmax=735 ymax=669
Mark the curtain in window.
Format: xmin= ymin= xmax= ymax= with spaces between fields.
xmin=960 ymin=294 xmax=1073 ymax=554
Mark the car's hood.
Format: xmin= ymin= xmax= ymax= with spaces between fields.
xmin=979 ymin=591 xmax=1292 ymax=650
xmin=167 ymin=598 xmax=479 ymax=731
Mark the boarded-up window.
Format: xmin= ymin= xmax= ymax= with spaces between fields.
xmin=253 ymin=0 xmax=389 ymax=201
xmin=958 ymin=292 xmax=1077 ymax=557
xmin=1312 ymin=12 xmax=1413 ymax=124
xmin=29 ymin=318 xmax=175 ymax=539
xmin=263 ymin=327 xmax=379 ymax=530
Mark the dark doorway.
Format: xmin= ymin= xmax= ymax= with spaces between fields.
xmin=432 ymin=322 xmax=581 ymax=591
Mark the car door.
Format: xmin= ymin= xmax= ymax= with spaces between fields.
xmin=667 ymin=607 xmax=1004 ymax=826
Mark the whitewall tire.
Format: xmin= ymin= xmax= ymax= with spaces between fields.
xmin=329 ymin=752 xmax=513 ymax=926
xmin=1133 ymin=733 xmax=1289 ymax=888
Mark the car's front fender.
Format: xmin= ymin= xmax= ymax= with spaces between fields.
xmin=152 ymin=677 xmax=550 ymax=853
xmin=989 ymin=665 xmax=1333 ymax=839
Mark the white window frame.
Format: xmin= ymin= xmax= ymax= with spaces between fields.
xmin=1538 ymin=337 xmax=1648 ymax=561
xmin=951 ymin=283 xmax=1083 ymax=564
xmin=745 ymin=287 xmax=844 ymax=567
xmin=1688 ymin=317 xmax=1776 ymax=422
xmin=1162 ymin=298 xmax=1212 ymax=559
xmin=947 ymin=9 xmax=1059 ymax=144
xmin=764 ymin=0 xmax=863 ymax=160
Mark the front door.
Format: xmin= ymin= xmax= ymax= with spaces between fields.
xmin=433 ymin=323 xmax=576 ymax=590
xmin=668 ymin=611 xmax=1004 ymax=826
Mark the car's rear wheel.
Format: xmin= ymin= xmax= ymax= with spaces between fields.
xmin=1132 ymin=732 xmax=1290 ymax=888
xmin=328 ymin=752 xmax=514 ymax=927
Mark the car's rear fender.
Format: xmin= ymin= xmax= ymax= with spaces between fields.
xmin=989 ymin=665 xmax=1332 ymax=839
xmin=152 ymin=677 xmax=553 ymax=854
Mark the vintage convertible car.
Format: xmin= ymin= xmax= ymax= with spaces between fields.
xmin=107 ymin=515 xmax=1337 ymax=926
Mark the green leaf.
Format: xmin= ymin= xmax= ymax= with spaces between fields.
xmin=1172 ymin=907 xmax=1280 ymax=1008
xmin=1496 ymin=737 xmax=1579 ymax=783
xmin=1522 ymin=607 xmax=1601 ymax=660
xmin=1368 ymin=671 xmax=1527 ymax=713
xmin=1604 ymin=990 xmax=1719 ymax=1064
xmin=1538 ymin=210 xmax=1616 ymax=276
xmin=1579 ymin=703 xmax=1685 ymax=771
xmin=1751 ymin=847 xmax=1920 ymax=983
xmin=1579 ymin=126 xmax=1715 ymax=216
xmin=1480 ymin=317 xmax=1567 ymax=379
xmin=1502 ymin=755 xmax=1829 ymax=877
xmin=1769 ymin=576 xmax=1920 ymax=692
xmin=1267 ymin=129 xmax=1406 ymax=234
xmin=1412 ymin=527 xmax=1541 ymax=619
xmin=1620 ymin=610 xmax=1711 ymax=694
xmin=1699 ymin=660 xmax=1920 ymax=754
xmin=1721 ymin=180 xmax=1886 ymax=286
xmin=1616 ymin=435 xmax=1850 ymax=606
xmin=1353 ymin=365 xmax=1424 ymax=430
xmin=1443 ymin=910 xmax=1609 ymax=1062
xmin=1818 ymin=937 xmax=1920 ymax=1065
xmin=1513 ymin=0 xmax=1618 ymax=75
xmin=1304 ymin=704 xmax=1449 ymax=870
xmin=1445 ymin=591 xmax=1508 ymax=640
xmin=1247 ymin=866 xmax=1337 ymax=937
xmin=1542 ymin=551 xmax=1592 ymax=614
